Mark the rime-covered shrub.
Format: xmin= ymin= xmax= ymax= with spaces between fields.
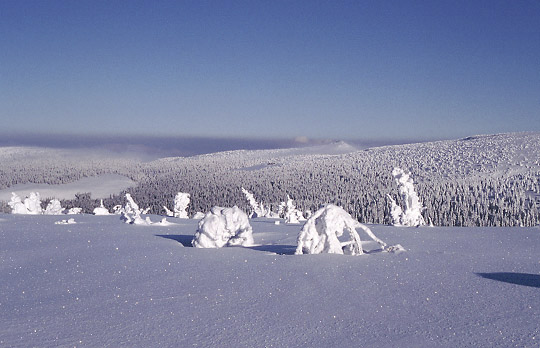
xmin=67 ymin=207 xmax=82 ymax=215
xmin=295 ymin=204 xmax=386 ymax=255
xmin=44 ymin=199 xmax=64 ymax=215
xmin=192 ymin=206 xmax=253 ymax=248
xmin=8 ymin=193 xmax=28 ymax=214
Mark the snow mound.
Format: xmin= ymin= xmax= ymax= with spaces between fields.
xmin=192 ymin=206 xmax=254 ymax=248
xmin=296 ymin=204 xmax=387 ymax=255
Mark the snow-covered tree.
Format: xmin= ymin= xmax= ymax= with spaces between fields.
xmin=295 ymin=204 xmax=387 ymax=255
xmin=192 ymin=206 xmax=253 ymax=248
xmin=121 ymin=193 xmax=148 ymax=224
xmin=283 ymin=195 xmax=304 ymax=224
xmin=24 ymin=192 xmax=43 ymax=215
xmin=388 ymin=168 xmax=426 ymax=227
xmin=174 ymin=192 xmax=190 ymax=218
xmin=44 ymin=199 xmax=64 ymax=215
xmin=241 ymin=187 xmax=267 ymax=218
xmin=8 ymin=193 xmax=28 ymax=214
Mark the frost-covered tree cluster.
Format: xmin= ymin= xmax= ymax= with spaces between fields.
xmin=1 ymin=133 xmax=540 ymax=227
xmin=8 ymin=192 xmax=66 ymax=215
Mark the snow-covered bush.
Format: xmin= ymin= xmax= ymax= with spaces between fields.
xmin=93 ymin=200 xmax=111 ymax=215
xmin=388 ymin=168 xmax=426 ymax=227
xmin=24 ymin=192 xmax=43 ymax=214
xmin=192 ymin=206 xmax=254 ymax=248
xmin=67 ymin=207 xmax=82 ymax=215
xmin=8 ymin=193 xmax=28 ymax=214
xmin=44 ymin=199 xmax=64 ymax=215
xmin=174 ymin=192 xmax=190 ymax=218
xmin=192 ymin=212 xmax=205 ymax=219
xmin=163 ymin=205 xmax=174 ymax=217
xmin=295 ymin=204 xmax=387 ymax=255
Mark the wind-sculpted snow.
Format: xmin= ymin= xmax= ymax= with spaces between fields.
xmin=0 ymin=133 xmax=539 ymax=226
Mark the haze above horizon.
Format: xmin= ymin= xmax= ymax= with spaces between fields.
xmin=1 ymin=1 xmax=539 ymax=141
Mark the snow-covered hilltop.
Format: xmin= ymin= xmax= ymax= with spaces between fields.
xmin=1 ymin=132 xmax=539 ymax=226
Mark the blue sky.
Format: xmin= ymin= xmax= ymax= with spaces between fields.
xmin=1 ymin=0 xmax=539 ymax=143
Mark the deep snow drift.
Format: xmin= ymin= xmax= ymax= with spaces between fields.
xmin=1 ymin=214 xmax=538 ymax=347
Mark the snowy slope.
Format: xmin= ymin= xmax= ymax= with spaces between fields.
xmin=1 ymin=214 xmax=538 ymax=347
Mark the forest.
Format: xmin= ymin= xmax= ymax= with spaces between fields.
xmin=1 ymin=133 xmax=539 ymax=227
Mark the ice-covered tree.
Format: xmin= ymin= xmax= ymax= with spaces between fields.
xmin=241 ymin=187 xmax=267 ymax=218
xmin=174 ymin=192 xmax=190 ymax=219
xmin=121 ymin=193 xmax=148 ymax=224
xmin=283 ymin=195 xmax=304 ymax=224
xmin=44 ymin=199 xmax=64 ymax=215
xmin=192 ymin=206 xmax=253 ymax=248
xmin=295 ymin=204 xmax=387 ymax=255
xmin=388 ymin=168 xmax=426 ymax=227
xmin=8 ymin=193 xmax=28 ymax=214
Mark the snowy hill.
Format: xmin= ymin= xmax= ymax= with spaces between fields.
xmin=0 ymin=214 xmax=538 ymax=347
xmin=0 ymin=132 xmax=539 ymax=226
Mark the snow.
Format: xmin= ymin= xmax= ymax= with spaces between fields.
xmin=0 ymin=214 xmax=538 ymax=347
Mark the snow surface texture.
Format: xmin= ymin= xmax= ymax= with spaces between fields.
xmin=389 ymin=168 xmax=427 ymax=227
xmin=0 ymin=214 xmax=538 ymax=347
xmin=192 ymin=206 xmax=254 ymax=248
xmin=296 ymin=204 xmax=387 ymax=255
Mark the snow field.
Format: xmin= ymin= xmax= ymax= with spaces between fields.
xmin=1 ymin=214 xmax=539 ymax=347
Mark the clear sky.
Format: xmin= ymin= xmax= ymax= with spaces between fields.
xmin=1 ymin=0 xmax=539 ymax=142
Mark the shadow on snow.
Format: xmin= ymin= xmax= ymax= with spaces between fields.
xmin=155 ymin=234 xmax=194 ymax=247
xmin=476 ymin=272 xmax=540 ymax=288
